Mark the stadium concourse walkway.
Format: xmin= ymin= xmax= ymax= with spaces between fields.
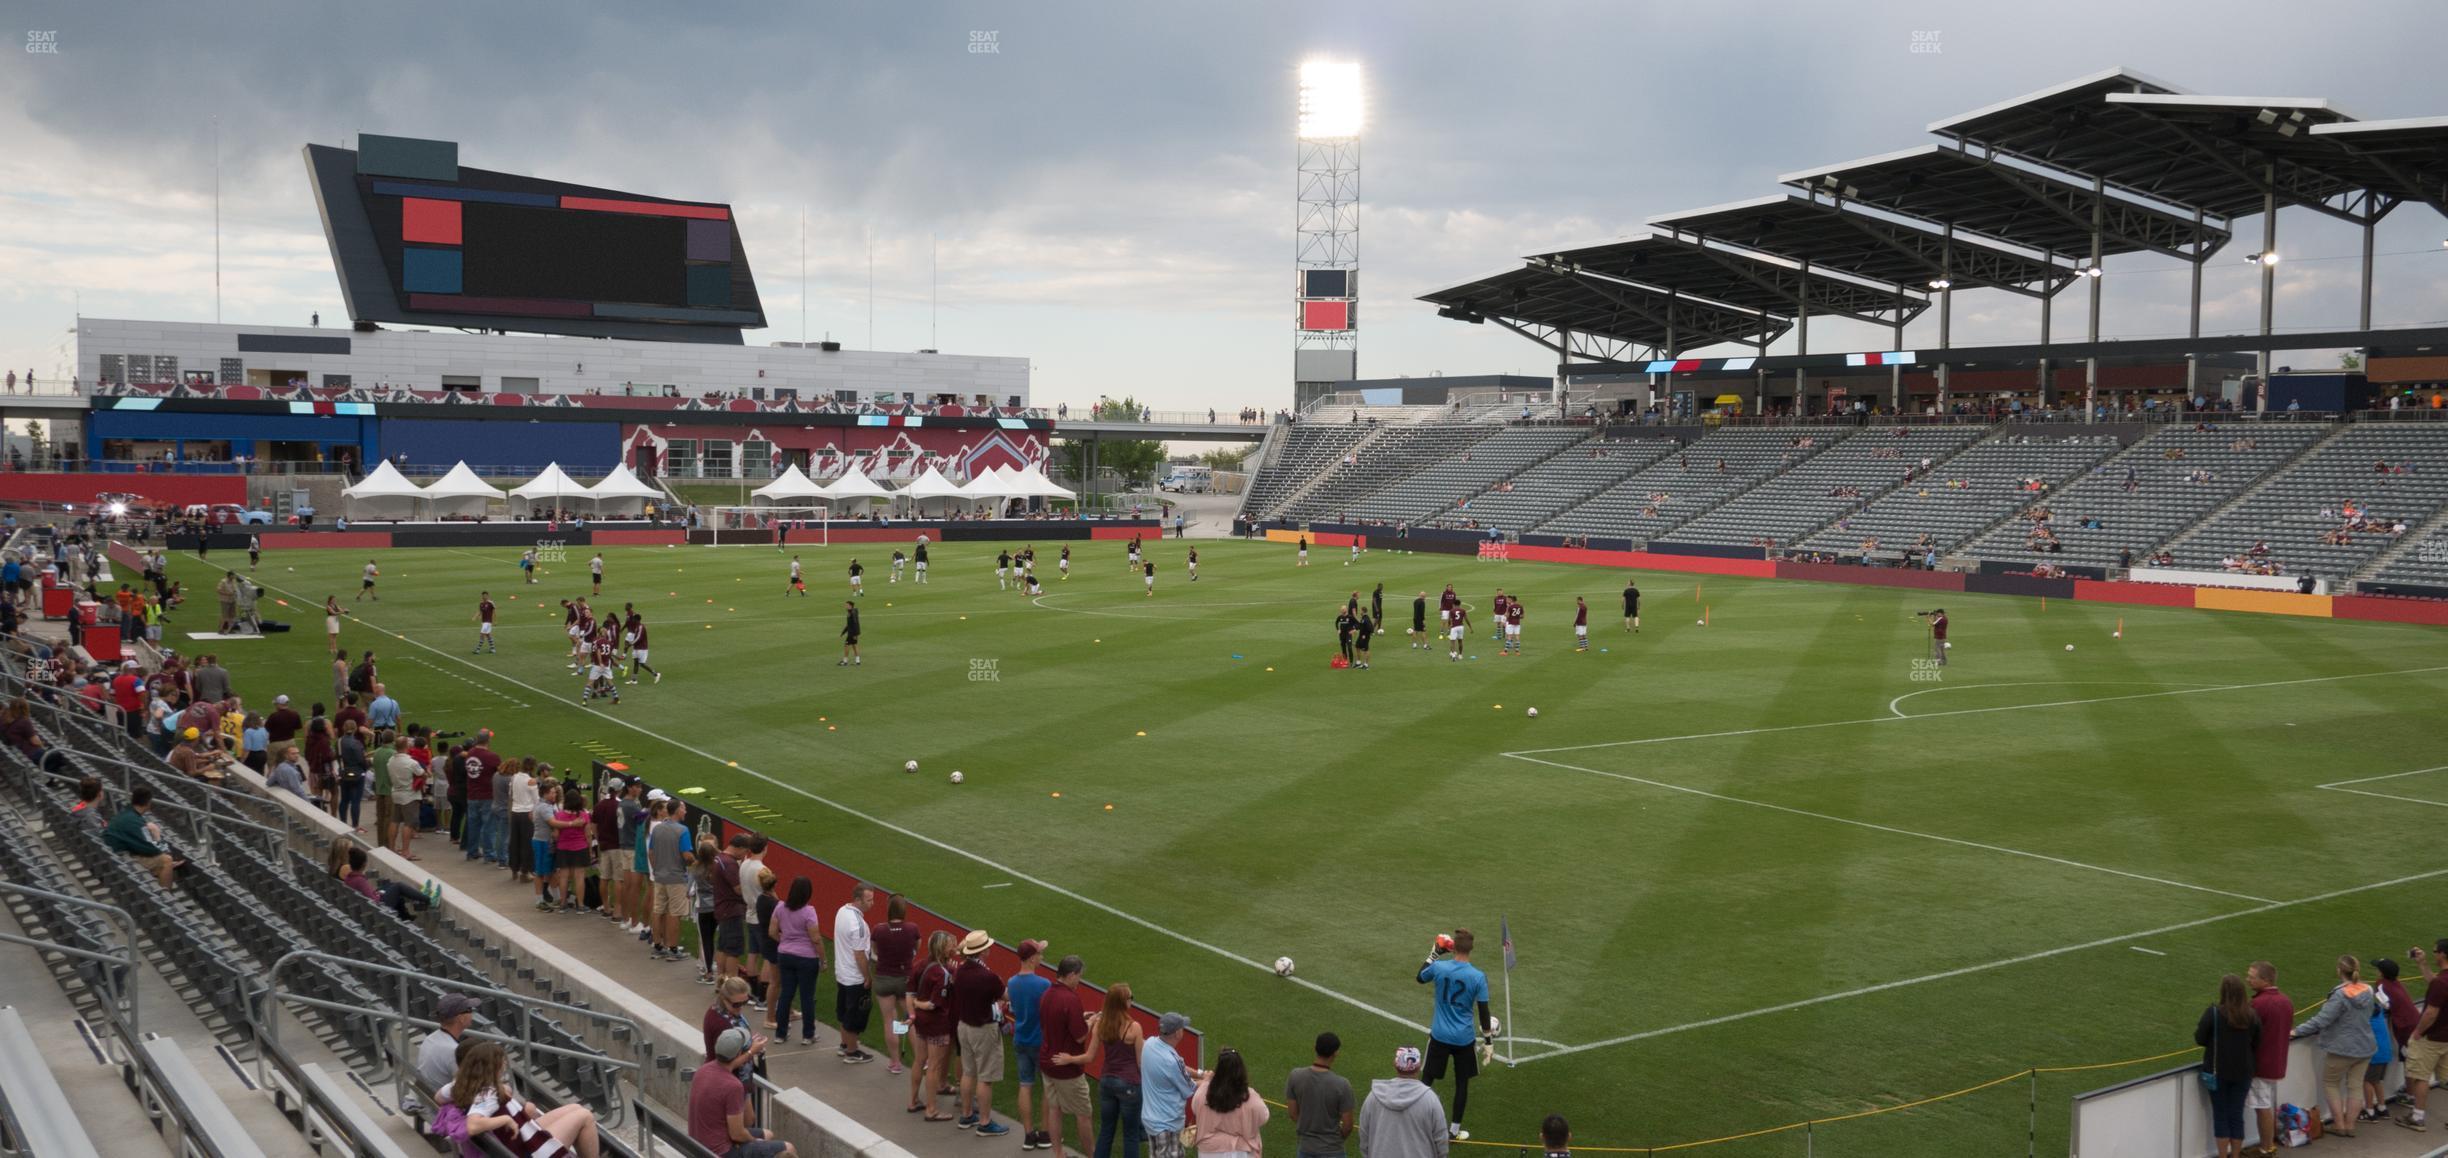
xmin=408 ymin=845 xmax=1035 ymax=1156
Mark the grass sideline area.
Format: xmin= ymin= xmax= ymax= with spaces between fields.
xmin=161 ymin=537 xmax=2447 ymax=1152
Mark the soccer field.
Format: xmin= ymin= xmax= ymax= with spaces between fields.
xmin=172 ymin=537 xmax=2448 ymax=1153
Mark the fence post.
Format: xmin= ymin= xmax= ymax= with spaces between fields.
xmin=2028 ymin=1069 xmax=2038 ymax=1158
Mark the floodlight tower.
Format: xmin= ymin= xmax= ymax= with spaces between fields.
xmin=1294 ymin=60 xmax=1361 ymax=410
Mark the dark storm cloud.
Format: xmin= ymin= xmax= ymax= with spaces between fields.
xmin=4 ymin=0 xmax=2444 ymax=401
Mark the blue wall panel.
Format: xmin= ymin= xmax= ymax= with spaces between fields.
xmin=377 ymin=418 xmax=617 ymax=470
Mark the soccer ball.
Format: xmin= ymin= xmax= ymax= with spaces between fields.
xmin=2113 ymin=630 xmax=2123 ymax=639
xmin=1526 ymin=707 xmax=1538 ymax=718
xmin=1485 ymin=1015 xmax=1501 ymax=1036
xmin=2064 ymin=644 xmax=2075 ymax=652
xmin=1434 ymin=933 xmax=1455 ymax=954
xmin=1696 ymin=618 xmax=1706 ymax=626
xmin=904 ymin=760 xmax=919 ymax=773
xmin=948 ymin=770 xmax=965 ymax=784
xmin=1273 ymin=956 xmax=1295 ymax=977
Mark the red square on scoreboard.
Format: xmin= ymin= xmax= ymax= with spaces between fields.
xmin=402 ymin=197 xmax=462 ymax=245
xmin=1301 ymin=300 xmax=1350 ymax=331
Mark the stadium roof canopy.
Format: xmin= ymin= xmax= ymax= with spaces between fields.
xmin=1777 ymin=145 xmax=2229 ymax=262
xmin=1425 ymin=67 xmax=2448 ymax=363
xmin=1530 ymin=234 xmax=1928 ymax=328
xmin=1418 ymin=263 xmax=1790 ymax=356
xmin=1648 ymin=194 xmax=2073 ymax=299
xmin=1930 ymin=68 xmax=2434 ymax=223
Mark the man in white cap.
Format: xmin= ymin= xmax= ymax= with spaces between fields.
xmin=1357 ymin=1046 xmax=1448 ymax=1158
xmin=689 ymin=1026 xmax=791 ymax=1158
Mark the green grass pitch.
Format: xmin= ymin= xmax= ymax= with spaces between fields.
xmin=167 ymin=538 xmax=2448 ymax=1152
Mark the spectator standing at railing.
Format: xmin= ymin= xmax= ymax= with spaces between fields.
xmin=2194 ymin=974 xmax=2260 ymax=1158
xmin=2292 ymin=954 xmax=2380 ymax=1138
xmin=2396 ymin=941 xmax=2448 ymax=1132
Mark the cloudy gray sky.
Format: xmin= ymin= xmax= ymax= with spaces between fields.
xmin=3 ymin=1 xmax=2444 ymax=407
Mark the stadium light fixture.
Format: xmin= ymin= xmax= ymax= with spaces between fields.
xmin=1927 ymin=277 xmax=1952 ymax=290
xmin=1298 ymin=60 xmax=1364 ymax=139
xmin=2246 ymin=252 xmax=2280 ymax=266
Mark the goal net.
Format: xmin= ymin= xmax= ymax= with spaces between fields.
xmin=701 ymin=505 xmax=838 ymax=547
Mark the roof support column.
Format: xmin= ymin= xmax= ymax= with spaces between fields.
xmin=1890 ymin=318 xmax=1904 ymax=414
xmin=2085 ymin=176 xmax=2104 ymax=426
xmin=1936 ymin=222 xmax=1953 ymax=415
xmin=2187 ymin=206 xmax=2204 ymax=401
xmin=2038 ymin=251 xmax=2054 ymax=408
xmin=2257 ymin=170 xmax=2277 ymax=414
xmin=2359 ymin=216 xmax=2376 ymax=331
xmin=1794 ymin=258 xmax=1810 ymax=417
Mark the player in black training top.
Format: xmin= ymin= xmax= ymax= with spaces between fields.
xmin=1336 ymin=606 xmax=1358 ymax=666
xmin=1622 ymin=581 xmax=1641 ymax=633
xmin=1411 ymin=591 xmax=1430 ymax=649
xmin=839 ymin=601 xmax=862 ymax=666
xmin=1353 ymin=610 xmax=1374 ymax=669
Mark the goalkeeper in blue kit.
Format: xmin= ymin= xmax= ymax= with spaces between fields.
xmin=1416 ymin=927 xmax=1495 ymax=1141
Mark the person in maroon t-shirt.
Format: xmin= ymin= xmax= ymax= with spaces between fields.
xmin=2401 ymin=941 xmax=2448 ymax=1129
xmin=2246 ymin=961 xmax=2293 ymax=1144
xmin=711 ymin=834 xmax=748 ymax=982
xmin=950 ymin=932 xmax=1010 ymax=1135
xmin=1037 ymin=956 xmax=1095 ymax=1157
xmin=869 ymin=897 xmax=921 ymax=1074
xmin=263 ymin=696 xmax=303 ymax=746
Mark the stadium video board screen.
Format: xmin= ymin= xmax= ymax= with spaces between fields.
xmin=308 ymin=137 xmax=765 ymax=343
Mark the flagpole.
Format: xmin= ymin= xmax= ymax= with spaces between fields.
xmin=1501 ymin=915 xmax=1517 ymax=1067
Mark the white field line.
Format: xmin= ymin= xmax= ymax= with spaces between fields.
xmin=1511 ymin=665 xmax=2448 ymax=757
xmin=2315 ymin=766 xmax=2448 ymax=810
xmin=1501 ymin=753 xmax=2273 ymax=904
xmin=2319 ymin=765 xmax=2448 ymax=788
xmin=1885 ymin=679 xmax=2227 ymax=719
xmin=399 ymin=654 xmax=530 ymax=709
xmin=2130 ymin=946 xmax=2168 ymax=956
xmin=1508 ymin=867 xmax=2448 ymax=1065
xmin=206 ymin=555 xmax=1439 ymax=1040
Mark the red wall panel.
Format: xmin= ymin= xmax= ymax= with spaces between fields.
xmin=2072 ymin=579 xmax=2198 ymax=608
xmin=1775 ymin=562 xmax=1967 ymax=592
xmin=2331 ymin=595 xmax=2448 ymax=626
xmin=588 ymin=530 xmax=686 ymax=547
xmin=258 ymin=531 xmax=392 ymax=550
xmin=1504 ymin=546 xmax=1778 ymax=578
xmin=0 ymin=473 xmax=246 ymax=508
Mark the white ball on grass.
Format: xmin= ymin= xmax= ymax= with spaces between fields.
xmin=2064 ymin=643 xmax=2075 ymax=651
xmin=904 ymin=760 xmax=919 ymax=773
xmin=1273 ymin=956 xmax=1295 ymax=977
xmin=948 ymin=770 xmax=965 ymax=784
xmin=1525 ymin=707 xmax=1538 ymax=718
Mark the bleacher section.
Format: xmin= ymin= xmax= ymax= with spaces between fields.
xmin=1428 ymin=438 xmax=1681 ymax=533
xmin=1794 ymin=434 xmax=2120 ymax=556
xmin=1663 ymin=427 xmax=1988 ymax=548
xmin=1241 ymin=424 xmax=1372 ymax=518
xmin=1959 ymin=424 xmax=2331 ymax=571
xmin=1270 ymin=423 xmax=1500 ymax=523
xmin=2168 ymin=425 xmax=2448 ymax=580
xmin=1338 ymin=426 xmax=1590 ymax=526
xmin=0 ymin=661 xmax=730 ymax=1158
xmin=1531 ymin=427 xmax=1853 ymax=545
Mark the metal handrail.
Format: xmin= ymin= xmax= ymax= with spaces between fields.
xmin=0 ymin=879 xmax=139 ymax=1042
xmin=253 ymin=948 xmax=651 ymax=1149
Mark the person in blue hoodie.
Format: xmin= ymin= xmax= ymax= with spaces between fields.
xmin=2292 ymin=954 xmax=2380 ymax=1137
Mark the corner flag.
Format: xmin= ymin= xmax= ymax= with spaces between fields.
xmin=1500 ymin=916 xmax=1516 ymax=972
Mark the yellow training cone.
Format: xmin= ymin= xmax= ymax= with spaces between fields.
xmin=1134 ymin=730 xmax=1146 ymax=737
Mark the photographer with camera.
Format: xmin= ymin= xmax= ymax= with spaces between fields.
xmin=1916 ymin=608 xmax=1949 ymax=666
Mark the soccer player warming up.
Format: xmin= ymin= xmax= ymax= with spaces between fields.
xmin=1411 ymin=590 xmax=1430 ymax=649
xmin=626 ymin=615 xmax=660 ymax=684
xmin=1918 ymin=607 xmax=1948 ymax=666
xmin=1622 ymin=581 xmax=1641 ymax=633
xmin=1447 ymin=603 xmax=1470 ymax=662
xmin=1503 ymin=597 xmax=1525 ymax=655
xmin=1142 ymin=559 xmax=1156 ymax=597
xmin=1187 ymin=547 xmax=1199 ymax=582
xmin=839 ymin=600 xmax=862 ymax=666
xmin=1058 ymin=544 xmax=1071 ymax=580
xmin=848 ymin=558 xmax=864 ymax=597
xmin=913 ymin=538 xmax=930 ymax=584
xmin=473 ymin=592 xmax=497 ymax=654
xmin=1573 ymin=596 xmax=1590 ymax=652
xmin=583 ymin=623 xmax=621 ymax=705
xmin=1417 ymin=929 xmax=1494 ymax=1141
xmin=357 ymin=559 xmax=380 ymax=601
xmin=890 ymin=550 xmax=905 ymax=584
xmin=788 ymin=555 xmax=807 ymax=596
xmin=997 ymin=550 xmax=1014 ymax=590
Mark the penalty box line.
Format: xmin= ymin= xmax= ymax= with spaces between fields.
xmin=1507 ymin=866 xmax=2448 ymax=1066
xmin=2317 ymin=765 xmax=2448 ymax=810
xmin=1501 ymin=753 xmax=2273 ymax=904
xmin=211 ymin=555 xmax=1453 ymax=1043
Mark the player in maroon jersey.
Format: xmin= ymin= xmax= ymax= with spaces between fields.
xmin=584 ymin=624 xmax=621 ymax=704
xmin=1573 ymin=596 xmax=1590 ymax=652
xmin=474 ymin=592 xmax=498 ymax=655
xmin=626 ymin=615 xmax=659 ymax=684
xmin=1503 ymin=597 xmax=1525 ymax=655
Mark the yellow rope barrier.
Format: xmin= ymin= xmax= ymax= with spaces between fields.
xmin=1438 ymin=1037 xmax=2227 ymax=1153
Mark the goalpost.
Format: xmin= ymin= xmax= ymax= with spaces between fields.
xmin=705 ymin=505 xmax=834 ymax=547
